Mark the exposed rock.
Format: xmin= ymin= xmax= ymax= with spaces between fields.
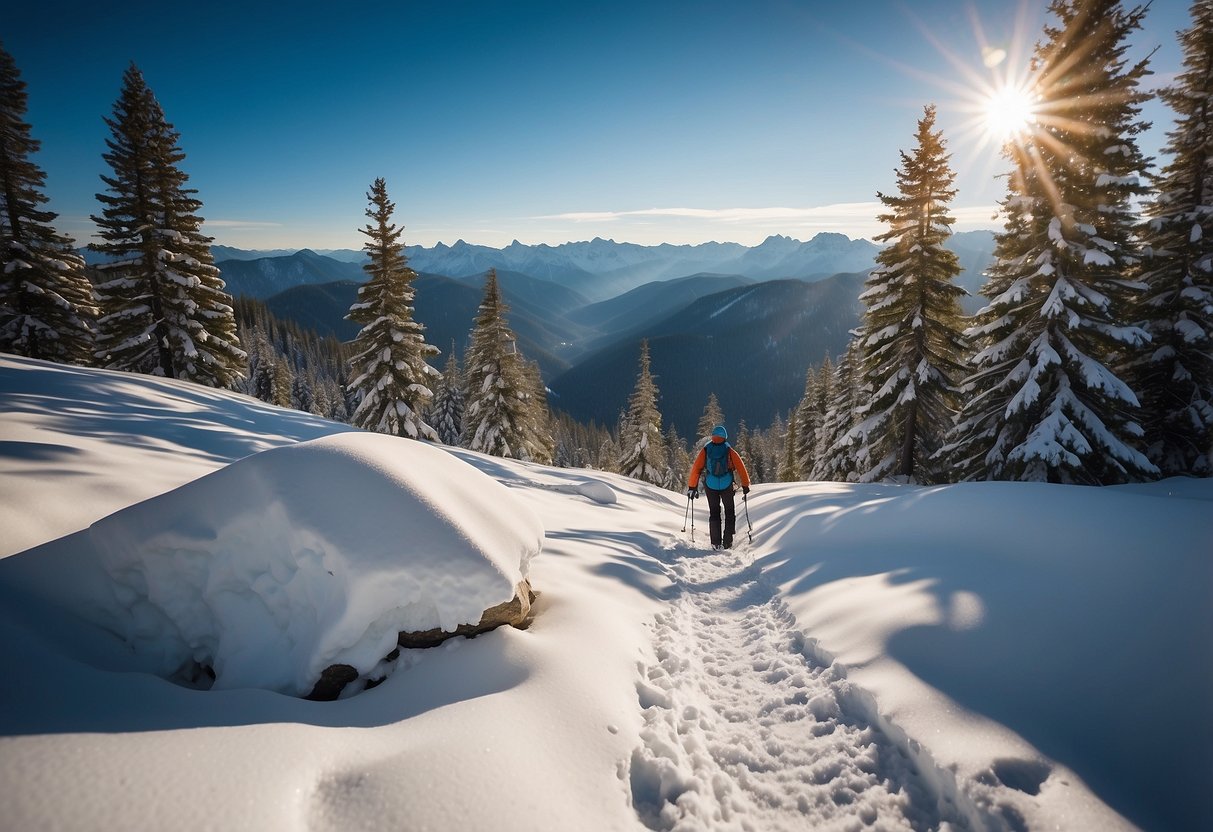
xmin=397 ymin=580 xmax=536 ymax=649
xmin=308 ymin=581 xmax=537 ymax=699
xmin=306 ymin=663 xmax=359 ymax=701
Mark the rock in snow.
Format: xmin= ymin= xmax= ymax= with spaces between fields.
xmin=31 ymin=433 xmax=544 ymax=696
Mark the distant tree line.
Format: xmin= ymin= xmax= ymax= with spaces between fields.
xmin=2 ymin=0 xmax=1209 ymax=487
xmin=233 ymin=296 xmax=353 ymax=421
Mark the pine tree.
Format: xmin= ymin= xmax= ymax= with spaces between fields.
xmin=815 ymin=339 xmax=865 ymax=481
xmin=805 ymin=355 xmax=835 ymax=479
xmin=291 ymin=370 xmax=315 ymax=415
xmin=666 ymin=424 xmax=691 ymax=490
xmin=429 ymin=345 xmax=465 ymax=446
xmin=270 ymin=357 xmax=292 ymax=408
xmin=462 ymin=269 xmax=535 ymax=459
xmin=346 ymin=178 xmax=440 ymax=439
xmin=618 ymin=339 xmax=669 ymax=485
xmin=91 ymin=64 xmax=245 ymax=386
xmin=234 ymin=295 xmax=353 ymax=420
xmin=761 ymin=412 xmax=786 ymax=482
xmin=1130 ymin=0 xmax=1213 ymax=476
xmin=0 ymin=42 xmax=97 ymax=364
xmin=519 ymin=357 xmax=555 ymax=464
xmin=792 ymin=366 xmax=818 ymax=476
xmin=734 ymin=419 xmax=757 ymax=483
xmin=696 ymin=392 xmax=725 ymax=446
xmin=948 ymin=0 xmax=1158 ymax=484
xmin=848 ymin=105 xmax=968 ymax=483
xmin=779 ymin=415 xmax=800 ymax=481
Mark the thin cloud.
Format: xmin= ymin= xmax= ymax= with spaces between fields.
xmin=535 ymin=203 xmax=883 ymax=224
xmin=951 ymin=204 xmax=1003 ymax=225
xmin=203 ymin=220 xmax=285 ymax=229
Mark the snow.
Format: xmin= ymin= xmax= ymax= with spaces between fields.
xmin=708 ymin=286 xmax=758 ymax=319
xmin=1 ymin=354 xmax=1210 ymax=832
xmin=2 ymin=432 xmax=541 ymax=696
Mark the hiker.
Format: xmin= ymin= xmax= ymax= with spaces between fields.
xmin=687 ymin=424 xmax=751 ymax=549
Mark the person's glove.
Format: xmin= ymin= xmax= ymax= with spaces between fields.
xmin=688 ymin=488 xmax=698 ymax=499
xmin=742 ymin=486 xmax=750 ymax=495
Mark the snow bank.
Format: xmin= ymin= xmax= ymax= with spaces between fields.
xmin=3 ymin=432 xmax=544 ymax=696
xmin=752 ymin=478 xmax=1213 ymax=831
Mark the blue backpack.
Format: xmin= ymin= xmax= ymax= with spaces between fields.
xmin=703 ymin=441 xmax=734 ymax=490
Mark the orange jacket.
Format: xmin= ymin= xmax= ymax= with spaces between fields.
xmin=688 ymin=438 xmax=751 ymax=490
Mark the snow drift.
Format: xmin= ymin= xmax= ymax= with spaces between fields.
xmin=1 ymin=432 xmax=544 ymax=696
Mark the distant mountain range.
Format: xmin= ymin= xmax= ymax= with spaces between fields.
xmin=210 ymin=230 xmax=995 ymax=304
xmin=550 ymin=273 xmax=868 ymax=434
xmin=80 ymin=231 xmax=999 ymax=431
xmin=214 ymin=233 xmax=895 ymax=302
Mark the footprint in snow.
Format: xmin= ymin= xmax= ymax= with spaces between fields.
xmin=627 ymin=545 xmax=983 ymax=832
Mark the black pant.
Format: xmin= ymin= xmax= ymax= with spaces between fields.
xmin=705 ymin=486 xmax=736 ymax=548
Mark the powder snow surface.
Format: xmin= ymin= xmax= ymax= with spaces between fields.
xmin=1 ymin=355 xmax=1210 ymax=832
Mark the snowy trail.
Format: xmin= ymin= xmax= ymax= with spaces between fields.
xmin=627 ymin=540 xmax=975 ymax=831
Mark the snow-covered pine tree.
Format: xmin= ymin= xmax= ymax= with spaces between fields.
xmin=618 ymin=339 xmax=669 ymax=485
xmin=597 ymin=432 xmax=621 ymax=473
xmin=290 ymin=370 xmax=315 ymax=415
xmin=462 ymin=269 xmax=535 ymax=459
xmin=792 ymin=366 xmax=818 ymax=477
xmin=778 ymin=415 xmax=800 ymax=482
xmin=814 ymin=338 xmax=865 ymax=481
xmin=429 ymin=345 xmax=465 ymax=446
xmin=847 ymin=105 xmax=968 ymax=483
xmin=345 ymin=178 xmax=440 ymax=440
xmin=91 ymin=64 xmax=245 ymax=387
xmin=0 ymin=42 xmax=97 ymax=364
xmin=760 ymin=412 xmax=786 ymax=482
xmin=666 ymin=424 xmax=691 ymax=490
xmin=1129 ymin=0 xmax=1213 ymax=476
xmin=696 ymin=392 xmax=725 ymax=446
xmin=518 ymin=357 xmax=555 ymax=464
xmin=734 ymin=420 xmax=757 ymax=483
xmin=805 ymin=354 xmax=835 ymax=479
xmin=948 ymin=0 xmax=1158 ymax=484
xmin=233 ymin=295 xmax=352 ymax=420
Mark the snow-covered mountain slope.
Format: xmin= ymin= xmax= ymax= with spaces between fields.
xmin=1 ymin=354 xmax=1208 ymax=831
xmin=551 ymin=273 xmax=866 ymax=432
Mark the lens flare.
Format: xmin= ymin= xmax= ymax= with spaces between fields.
xmin=984 ymin=83 xmax=1037 ymax=140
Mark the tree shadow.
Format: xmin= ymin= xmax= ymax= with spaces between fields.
xmin=1 ymin=359 xmax=353 ymax=470
xmin=546 ymin=528 xmax=681 ymax=602
xmin=747 ymin=481 xmax=1213 ymax=832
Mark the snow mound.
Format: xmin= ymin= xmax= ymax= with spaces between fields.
xmin=550 ymin=477 xmax=617 ymax=504
xmin=80 ymin=433 xmax=544 ymax=696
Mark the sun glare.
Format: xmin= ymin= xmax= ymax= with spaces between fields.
xmin=984 ymin=83 xmax=1037 ymax=140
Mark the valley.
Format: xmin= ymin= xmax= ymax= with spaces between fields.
xmin=216 ymin=232 xmax=996 ymax=434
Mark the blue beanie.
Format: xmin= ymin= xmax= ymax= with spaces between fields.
xmin=712 ymin=425 xmax=727 ymax=439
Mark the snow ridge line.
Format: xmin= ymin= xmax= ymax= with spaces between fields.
xmin=626 ymin=540 xmax=990 ymax=831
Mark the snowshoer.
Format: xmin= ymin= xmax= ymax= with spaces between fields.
xmin=687 ymin=425 xmax=751 ymax=549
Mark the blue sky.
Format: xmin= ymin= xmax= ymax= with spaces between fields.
xmin=6 ymin=0 xmax=1190 ymax=250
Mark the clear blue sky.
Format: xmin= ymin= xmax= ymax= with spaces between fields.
xmin=6 ymin=0 xmax=1189 ymax=250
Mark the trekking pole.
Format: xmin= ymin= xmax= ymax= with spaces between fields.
xmin=681 ymin=495 xmax=691 ymax=535
xmin=742 ymin=492 xmax=753 ymax=543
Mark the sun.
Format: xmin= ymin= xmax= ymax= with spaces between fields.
xmin=984 ymin=82 xmax=1038 ymax=141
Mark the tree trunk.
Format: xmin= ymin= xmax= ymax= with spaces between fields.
xmin=898 ymin=398 xmax=918 ymax=479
